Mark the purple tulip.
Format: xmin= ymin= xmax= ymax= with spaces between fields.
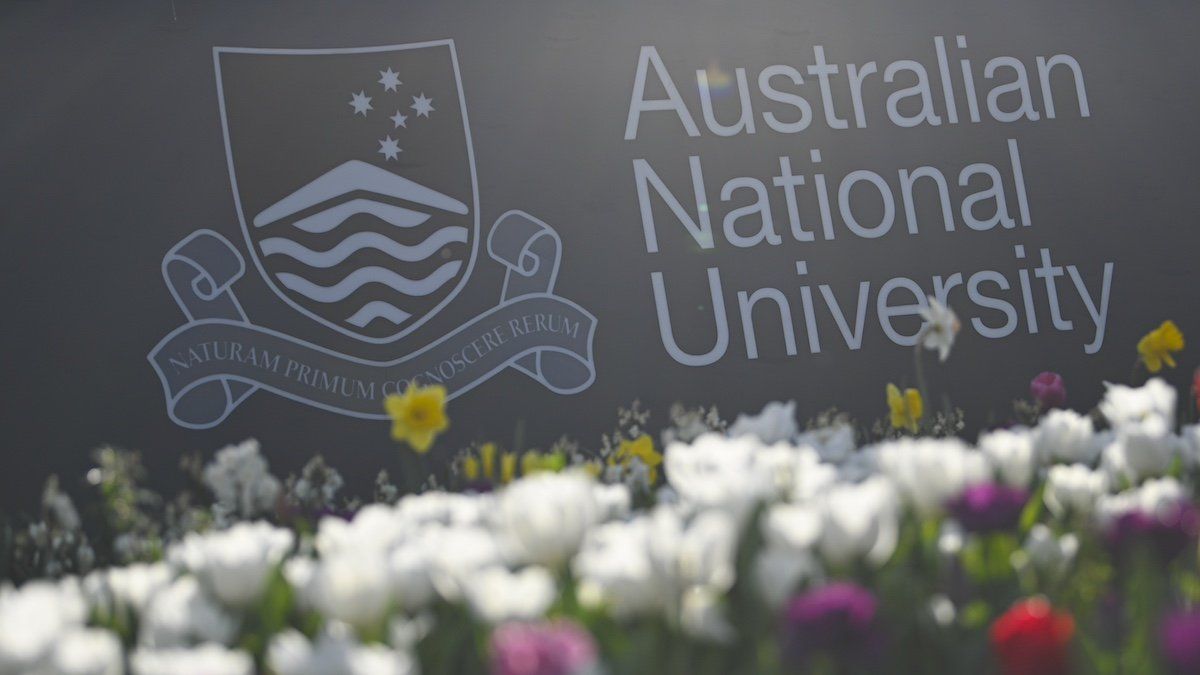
xmin=1030 ymin=372 xmax=1067 ymax=410
xmin=782 ymin=582 xmax=880 ymax=666
xmin=490 ymin=621 xmax=597 ymax=675
xmin=1106 ymin=502 xmax=1200 ymax=561
xmin=947 ymin=483 xmax=1030 ymax=533
xmin=1161 ymin=609 xmax=1200 ymax=673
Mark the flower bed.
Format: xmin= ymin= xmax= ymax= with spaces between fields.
xmin=2 ymin=316 xmax=1200 ymax=674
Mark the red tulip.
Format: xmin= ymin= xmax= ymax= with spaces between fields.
xmin=990 ymin=598 xmax=1075 ymax=675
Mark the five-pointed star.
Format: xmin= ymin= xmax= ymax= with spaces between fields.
xmin=389 ymin=110 xmax=408 ymax=128
xmin=377 ymin=136 xmax=401 ymax=161
xmin=349 ymin=91 xmax=373 ymax=116
xmin=378 ymin=68 xmax=402 ymax=92
xmin=410 ymin=93 xmax=435 ymax=118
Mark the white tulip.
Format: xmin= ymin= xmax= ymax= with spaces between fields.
xmin=304 ymin=551 xmax=393 ymax=629
xmin=131 ymin=644 xmax=253 ymax=675
xmin=47 ymin=628 xmax=123 ymax=675
xmin=1032 ymin=409 xmax=1097 ymax=464
xmin=817 ymin=477 xmax=899 ymax=566
xmin=139 ymin=576 xmax=237 ymax=648
xmin=462 ymin=566 xmax=556 ymax=623
xmin=795 ymin=423 xmax=857 ymax=464
xmin=1043 ymin=464 xmax=1107 ymax=518
xmin=0 ymin=579 xmax=88 ymax=673
xmin=875 ymin=438 xmax=989 ymax=517
xmin=169 ymin=521 xmax=293 ymax=607
xmin=664 ymin=434 xmax=775 ymax=518
xmin=679 ymin=585 xmax=736 ymax=644
xmin=268 ymin=625 xmax=416 ymax=675
xmin=573 ymin=518 xmax=663 ymax=618
xmin=754 ymin=545 xmax=820 ymax=608
xmin=495 ymin=472 xmax=598 ymax=567
xmin=980 ymin=427 xmax=1038 ymax=487
xmin=1095 ymin=477 xmax=1189 ymax=527
xmin=1099 ymin=378 xmax=1176 ymax=429
xmin=1019 ymin=524 xmax=1078 ymax=578
xmin=1101 ymin=415 xmax=1180 ymax=485
xmin=727 ymin=400 xmax=798 ymax=444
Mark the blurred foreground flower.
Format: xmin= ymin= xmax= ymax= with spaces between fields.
xmin=1160 ymin=609 xmax=1200 ymax=674
xmin=1138 ymin=320 xmax=1184 ymax=373
xmin=947 ymin=483 xmax=1029 ymax=533
xmin=919 ymin=297 xmax=961 ymax=362
xmin=1030 ymin=371 xmax=1067 ymax=410
xmin=385 ymin=383 xmax=449 ymax=453
xmin=611 ymin=435 xmax=662 ymax=484
xmin=886 ymin=384 xmax=923 ymax=434
xmin=782 ymin=582 xmax=880 ymax=668
xmin=489 ymin=621 xmax=597 ymax=675
xmin=990 ymin=598 xmax=1074 ymax=675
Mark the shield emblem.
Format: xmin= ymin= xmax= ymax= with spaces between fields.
xmin=214 ymin=41 xmax=478 ymax=343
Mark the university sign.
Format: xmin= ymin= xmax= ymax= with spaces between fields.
xmin=148 ymin=42 xmax=596 ymax=428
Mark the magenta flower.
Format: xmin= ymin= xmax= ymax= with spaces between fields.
xmin=490 ymin=621 xmax=597 ymax=675
xmin=782 ymin=582 xmax=880 ymax=666
xmin=1030 ymin=372 xmax=1067 ymax=410
xmin=1161 ymin=609 xmax=1200 ymax=673
xmin=947 ymin=483 xmax=1030 ymax=533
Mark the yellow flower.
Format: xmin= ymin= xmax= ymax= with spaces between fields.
xmin=611 ymin=434 xmax=663 ymax=483
xmin=384 ymin=383 xmax=449 ymax=453
xmin=458 ymin=442 xmax=520 ymax=485
xmin=887 ymin=383 xmax=923 ymax=434
xmin=1138 ymin=320 xmax=1184 ymax=373
xmin=521 ymin=450 xmax=567 ymax=476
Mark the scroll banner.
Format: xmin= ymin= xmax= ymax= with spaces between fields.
xmin=148 ymin=211 xmax=597 ymax=429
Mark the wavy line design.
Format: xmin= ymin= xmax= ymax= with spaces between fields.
xmin=261 ymin=228 xmax=468 ymax=268
xmin=290 ymin=199 xmax=433 ymax=234
xmin=346 ymin=301 xmax=412 ymax=328
xmin=276 ymin=261 xmax=463 ymax=303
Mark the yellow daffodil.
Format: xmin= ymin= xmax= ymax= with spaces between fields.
xmin=887 ymin=383 xmax=923 ymax=434
xmin=610 ymin=434 xmax=663 ymax=483
xmin=1138 ymin=320 xmax=1184 ymax=373
xmin=459 ymin=442 xmax=520 ymax=485
xmin=384 ymin=383 xmax=449 ymax=453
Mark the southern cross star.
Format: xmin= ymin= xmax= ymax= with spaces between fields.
xmin=377 ymin=136 xmax=401 ymax=161
xmin=349 ymin=91 xmax=373 ymax=116
xmin=390 ymin=111 xmax=408 ymax=128
xmin=378 ymin=68 xmax=402 ymax=92
xmin=410 ymin=93 xmax=435 ymax=118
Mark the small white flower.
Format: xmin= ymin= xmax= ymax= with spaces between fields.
xmin=494 ymin=472 xmax=599 ymax=567
xmin=131 ymin=644 xmax=253 ymax=675
xmin=727 ymin=400 xmax=798 ymax=444
xmin=202 ymin=439 xmax=281 ymax=523
xmin=937 ymin=520 xmax=965 ymax=557
xmin=169 ymin=521 xmax=293 ymax=607
xmin=462 ymin=566 xmax=556 ymax=623
xmin=1018 ymin=524 xmax=1078 ymax=578
xmin=980 ymin=427 xmax=1038 ymax=488
xmin=139 ymin=576 xmax=237 ymax=648
xmin=795 ymin=424 xmax=857 ymax=464
xmin=1043 ymin=464 xmax=1108 ymax=518
xmin=1033 ymin=410 xmax=1097 ymax=464
xmin=918 ymin=297 xmax=960 ymax=362
xmin=48 ymin=628 xmax=123 ymax=675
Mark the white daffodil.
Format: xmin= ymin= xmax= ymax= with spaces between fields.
xmin=727 ymin=400 xmax=799 ymax=444
xmin=169 ymin=521 xmax=293 ymax=607
xmin=131 ymin=644 xmax=253 ymax=675
xmin=918 ymin=297 xmax=961 ymax=362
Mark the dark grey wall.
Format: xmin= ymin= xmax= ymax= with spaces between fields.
xmin=2 ymin=0 xmax=1198 ymax=509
